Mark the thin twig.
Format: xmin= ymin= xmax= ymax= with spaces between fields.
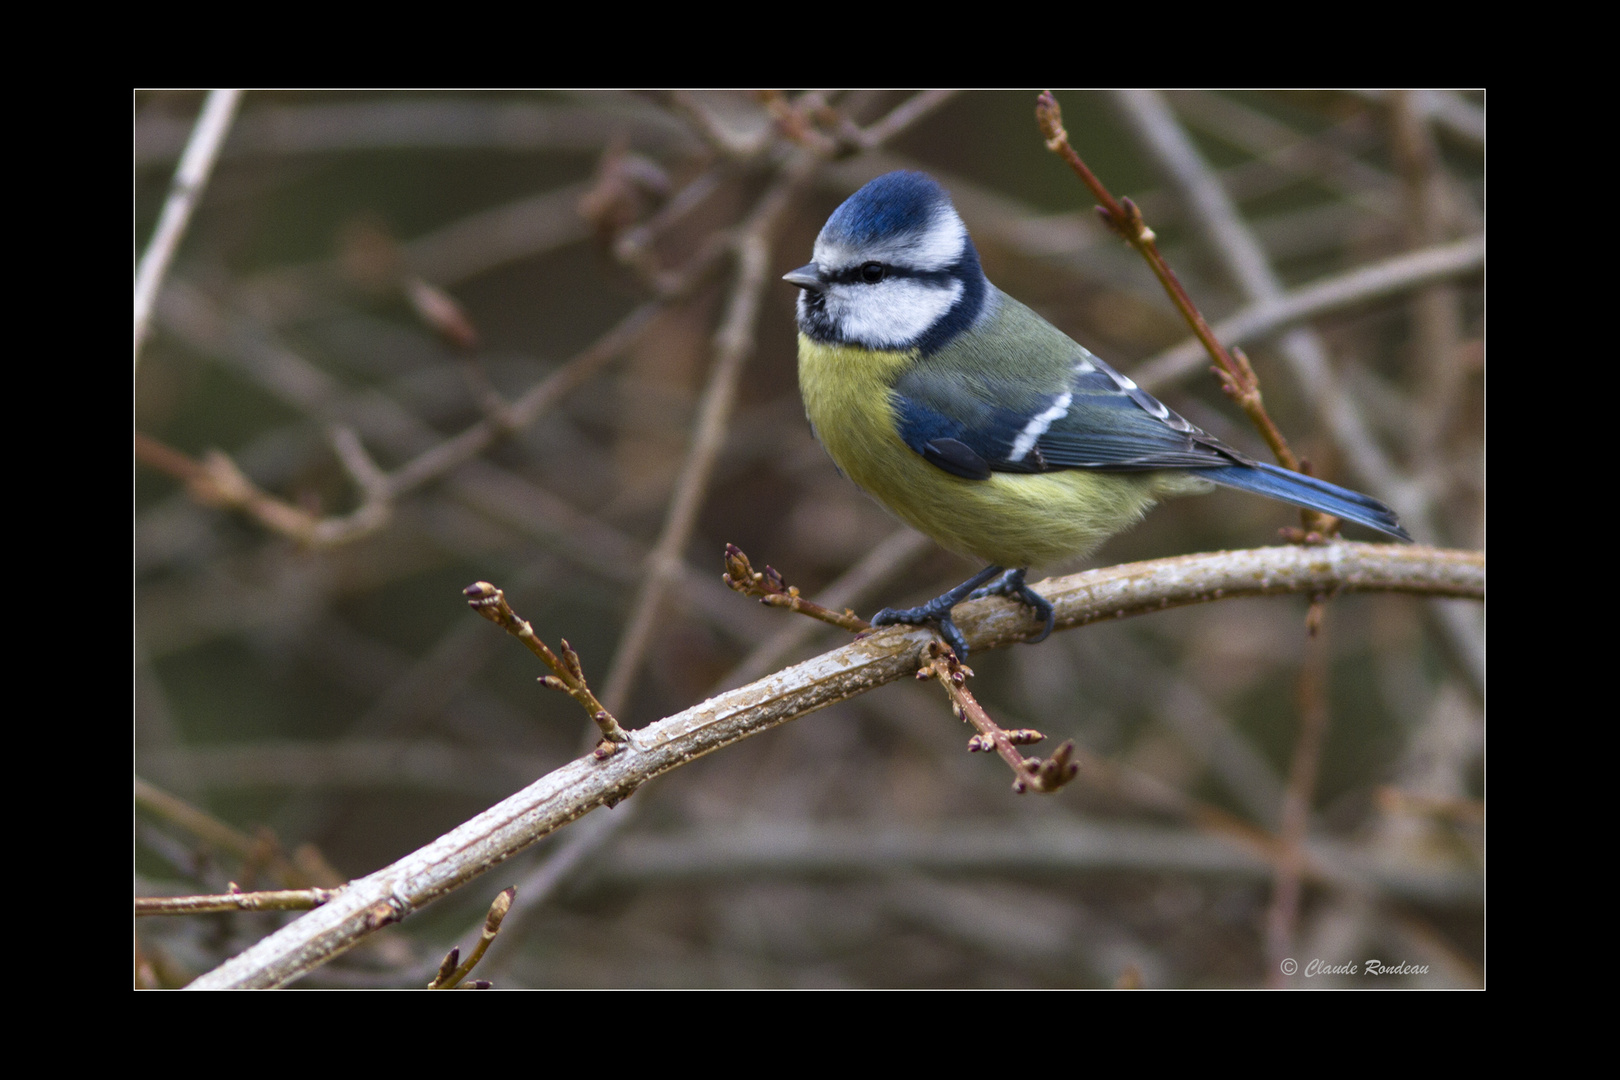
xmin=135 ymin=89 xmax=242 ymax=366
xmin=916 ymin=641 xmax=1076 ymax=794
xmin=719 ymin=530 xmax=933 ymax=688
xmin=722 ymin=543 xmax=869 ymax=633
xmin=463 ymin=581 xmax=628 ymax=756
xmin=138 ymin=887 xmax=342 ymax=916
xmin=428 ymin=887 xmax=513 ymax=989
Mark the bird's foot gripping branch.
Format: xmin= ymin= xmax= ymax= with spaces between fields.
xmin=723 ymin=544 xmax=1076 ymax=794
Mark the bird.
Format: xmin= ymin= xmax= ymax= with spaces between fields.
xmin=784 ymin=170 xmax=1410 ymax=658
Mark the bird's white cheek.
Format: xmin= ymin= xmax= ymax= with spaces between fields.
xmin=831 ymin=279 xmax=961 ymax=349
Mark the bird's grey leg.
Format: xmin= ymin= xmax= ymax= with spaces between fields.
xmin=872 ymin=564 xmax=1006 ymax=658
xmin=969 ymin=568 xmax=1055 ymax=644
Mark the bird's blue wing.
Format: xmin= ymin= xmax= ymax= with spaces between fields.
xmin=892 ymin=349 xmax=1410 ymax=540
xmin=1028 ymin=356 xmax=1238 ymax=470
xmin=892 ymin=348 xmax=1238 ymax=477
xmin=890 ymin=384 xmax=1040 ymax=480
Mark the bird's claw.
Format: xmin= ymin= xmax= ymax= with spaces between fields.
xmin=871 ymin=564 xmax=1052 ymax=657
xmin=872 ymin=604 xmax=971 ymax=658
xmin=968 ymin=568 xmax=1055 ymax=644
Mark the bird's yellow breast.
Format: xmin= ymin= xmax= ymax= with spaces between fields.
xmin=796 ymin=335 xmax=1197 ymax=568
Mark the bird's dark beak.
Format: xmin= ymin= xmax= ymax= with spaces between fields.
xmin=783 ymin=263 xmax=822 ymax=291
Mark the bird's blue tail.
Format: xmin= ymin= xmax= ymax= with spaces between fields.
xmin=1203 ymin=462 xmax=1411 ymax=541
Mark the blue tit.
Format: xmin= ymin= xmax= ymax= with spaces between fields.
xmin=784 ymin=170 xmax=1410 ymax=658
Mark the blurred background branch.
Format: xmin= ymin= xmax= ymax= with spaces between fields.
xmin=137 ymin=90 xmax=1483 ymax=989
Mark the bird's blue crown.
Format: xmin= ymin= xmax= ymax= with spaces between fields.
xmin=822 ymin=171 xmax=953 ymax=248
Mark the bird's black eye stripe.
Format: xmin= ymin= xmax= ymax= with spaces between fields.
xmin=825 ymin=263 xmax=957 ymax=286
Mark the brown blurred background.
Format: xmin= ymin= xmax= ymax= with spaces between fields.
xmin=135 ymin=90 xmax=1483 ymax=988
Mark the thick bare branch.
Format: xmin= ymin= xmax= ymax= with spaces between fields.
xmin=187 ymin=541 xmax=1480 ymax=988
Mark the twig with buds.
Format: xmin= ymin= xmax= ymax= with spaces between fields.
xmin=723 ymin=543 xmax=869 ymax=633
xmin=464 ymin=582 xmax=629 ymax=758
xmin=917 ymin=641 xmax=1078 ymax=794
xmin=428 ymin=887 xmax=513 ymax=989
